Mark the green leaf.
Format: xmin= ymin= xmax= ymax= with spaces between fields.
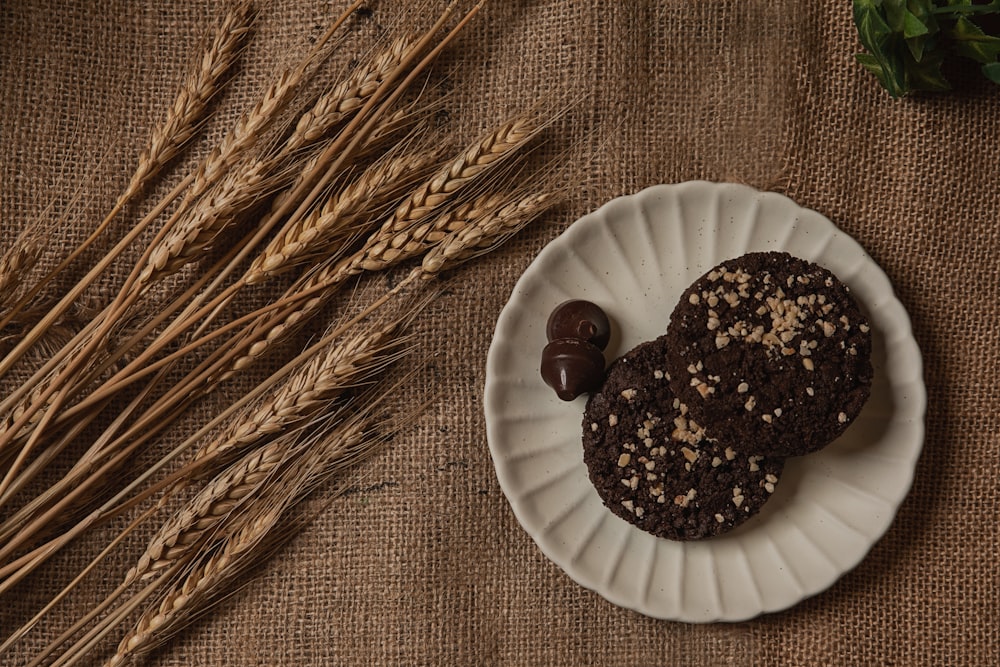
xmin=855 ymin=53 xmax=907 ymax=97
xmin=903 ymin=0 xmax=939 ymax=61
xmin=950 ymin=16 xmax=1000 ymax=64
xmin=883 ymin=0 xmax=909 ymax=33
xmin=902 ymin=9 xmax=930 ymax=38
xmin=983 ymin=61 xmax=1000 ymax=84
xmin=904 ymin=49 xmax=951 ymax=91
xmin=854 ymin=0 xmax=892 ymax=53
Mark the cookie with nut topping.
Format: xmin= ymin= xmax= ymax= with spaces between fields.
xmin=664 ymin=251 xmax=873 ymax=457
xmin=582 ymin=337 xmax=784 ymax=541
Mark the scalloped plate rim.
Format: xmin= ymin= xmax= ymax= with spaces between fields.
xmin=484 ymin=181 xmax=926 ymax=622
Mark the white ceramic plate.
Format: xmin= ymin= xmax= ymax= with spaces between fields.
xmin=484 ymin=182 xmax=925 ymax=622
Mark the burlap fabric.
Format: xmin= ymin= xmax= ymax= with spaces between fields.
xmin=1 ymin=1 xmax=997 ymax=665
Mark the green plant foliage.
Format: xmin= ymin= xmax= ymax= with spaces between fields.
xmin=854 ymin=0 xmax=1000 ymax=97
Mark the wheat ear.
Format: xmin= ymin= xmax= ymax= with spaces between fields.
xmin=245 ymin=150 xmax=436 ymax=284
xmin=389 ymin=114 xmax=541 ymax=227
xmin=108 ymin=411 xmax=383 ymax=666
xmin=0 ymin=3 xmax=253 ymax=339
xmin=192 ymin=320 xmax=409 ymax=468
xmin=124 ymin=1 xmax=255 ymax=200
xmin=283 ymin=34 xmax=415 ymax=154
xmin=137 ymin=157 xmax=279 ymax=288
xmin=0 ymin=234 xmax=42 ymax=313
xmin=213 ymin=116 xmax=539 ymax=382
xmin=123 ymin=439 xmax=290 ymax=587
xmin=420 ymin=192 xmax=561 ymax=277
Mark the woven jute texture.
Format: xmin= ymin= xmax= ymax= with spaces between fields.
xmin=1 ymin=1 xmax=998 ymax=665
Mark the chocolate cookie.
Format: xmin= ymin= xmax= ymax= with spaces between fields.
xmin=664 ymin=251 xmax=873 ymax=457
xmin=582 ymin=337 xmax=784 ymax=541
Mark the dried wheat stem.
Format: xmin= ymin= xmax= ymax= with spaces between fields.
xmin=194 ymin=321 xmax=406 ymax=467
xmin=421 ymin=192 xmax=560 ymax=277
xmin=175 ymin=5 xmax=483 ymax=386
xmin=0 ymin=4 xmax=252 ymax=339
xmin=124 ymin=439 xmax=289 ymax=588
xmin=0 ymin=4 xmax=480 ymax=585
xmin=283 ymin=34 xmax=415 ymax=154
xmin=0 ymin=234 xmax=42 ymax=313
xmin=108 ymin=411 xmax=381 ymax=666
xmin=125 ymin=1 xmax=255 ymax=199
xmin=246 ymin=150 xmax=435 ymax=284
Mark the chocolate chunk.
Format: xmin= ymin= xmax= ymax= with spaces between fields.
xmin=541 ymin=338 xmax=606 ymax=401
xmin=546 ymin=299 xmax=612 ymax=350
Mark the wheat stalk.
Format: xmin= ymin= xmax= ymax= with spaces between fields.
xmin=123 ymin=439 xmax=289 ymax=588
xmin=283 ymin=34 xmax=415 ymax=154
xmin=245 ymin=149 xmax=436 ymax=284
xmin=0 ymin=6 xmax=477 ymax=561
xmin=124 ymin=1 xmax=255 ymax=200
xmin=420 ymin=192 xmax=560 ymax=277
xmin=0 ymin=234 xmax=42 ymax=314
xmin=0 ymin=1 xmax=254 ymax=357
xmin=105 ymin=409 xmax=384 ymax=667
xmin=193 ymin=319 xmax=409 ymax=468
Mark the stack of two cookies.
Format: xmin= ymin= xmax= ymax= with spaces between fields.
xmin=582 ymin=252 xmax=873 ymax=540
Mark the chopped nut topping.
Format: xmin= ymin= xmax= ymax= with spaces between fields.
xmin=737 ymin=382 xmax=749 ymax=394
xmin=744 ymin=396 xmax=756 ymax=411
xmin=733 ymin=494 xmax=745 ymax=508
xmin=644 ymin=460 xmax=656 ymax=471
xmin=654 ymin=369 xmax=664 ymax=379
xmin=822 ymin=320 xmax=836 ymax=337
xmin=635 ymin=506 xmax=645 ymax=518
xmin=707 ymin=317 xmax=721 ymax=331
xmin=680 ymin=446 xmax=698 ymax=463
xmin=591 ymin=422 xmax=599 ymax=432
xmin=859 ymin=323 xmax=870 ymax=333
xmin=802 ymin=358 xmax=815 ymax=371
xmin=773 ymin=408 xmax=782 ymax=417
xmin=608 ymin=414 xmax=618 ymax=426
xmin=689 ymin=292 xmax=700 ymax=305
xmin=711 ymin=456 xmax=722 ymax=467
xmin=764 ymin=482 xmax=775 ymax=494
xmin=762 ymin=413 xmax=773 ymax=423
xmin=617 ymin=453 xmax=631 ymax=468
xmin=806 ymin=387 xmax=814 ymax=396
xmin=715 ymin=513 xmax=725 ymax=523
xmin=838 ymin=411 xmax=848 ymax=423
xmin=715 ymin=335 xmax=730 ymax=349
xmin=622 ymin=499 xmax=634 ymax=511
xmin=695 ymin=382 xmax=714 ymax=398
xmin=621 ymin=388 xmax=637 ymax=401
xmin=725 ymin=447 xmax=736 ymax=461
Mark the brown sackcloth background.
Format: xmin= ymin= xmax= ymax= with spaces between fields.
xmin=1 ymin=0 xmax=998 ymax=665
